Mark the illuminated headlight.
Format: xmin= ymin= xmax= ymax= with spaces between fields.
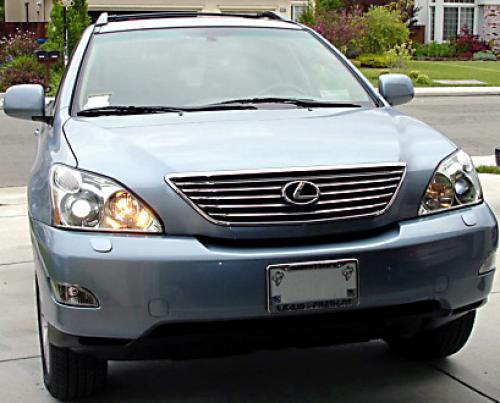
xmin=419 ymin=150 xmax=482 ymax=215
xmin=51 ymin=165 xmax=163 ymax=233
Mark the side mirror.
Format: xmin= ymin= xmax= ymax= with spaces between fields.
xmin=378 ymin=74 xmax=414 ymax=106
xmin=4 ymin=84 xmax=49 ymax=123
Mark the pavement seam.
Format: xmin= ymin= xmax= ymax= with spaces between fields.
xmin=429 ymin=363 xmax=500 ymax=403
xmin=0 ymin=260 xmax=33 ymax=267
xmin=0 ymin=355 xmax=40 ymax=365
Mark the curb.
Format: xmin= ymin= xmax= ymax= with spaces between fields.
xmin=472 ymin=155 xmax=497 ymax=167
xmin=414 ymin=87 xmax=500 ymax=97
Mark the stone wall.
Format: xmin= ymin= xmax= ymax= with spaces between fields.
xmin=483 ymin=5 xmax=500 ymax=52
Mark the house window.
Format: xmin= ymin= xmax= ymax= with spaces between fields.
xmin=459 ymin=7 xmax=474 ymax=32
xmin=443 ymin=8 xmax=459 ymax=40
xmin=443 ymin=6 xmax=474 ymax=40
xmin=291 ymin=4 xmax=308 ymax=21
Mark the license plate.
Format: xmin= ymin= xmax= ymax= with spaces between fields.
xmin=266 ymin=259 xmax=359 ymax=313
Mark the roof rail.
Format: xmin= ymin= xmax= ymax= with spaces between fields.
xmin=95 ymin=12 xmax=108 ymax=26
xmin=97 ymin=11 xmax=287 ymax=25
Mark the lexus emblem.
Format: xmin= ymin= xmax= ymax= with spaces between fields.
xmin=282 ymin=181 xmax=320 ymax=206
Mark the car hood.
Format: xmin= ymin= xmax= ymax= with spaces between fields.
xmin=65 ymin=107 xmax=454 ymax=174
xmin=64 ymin=107 xmax=456 ymax=238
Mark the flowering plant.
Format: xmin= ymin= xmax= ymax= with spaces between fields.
xmin=0 ymin=29 xmax=39 ymax=64
xmin=453 ymin=28 xmax=489 ymax=59
xmin=312 ymin=6 xmax=367 ymax=58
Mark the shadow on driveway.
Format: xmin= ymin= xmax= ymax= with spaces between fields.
xmin=88 ymin=342 xmax=485 ymax=403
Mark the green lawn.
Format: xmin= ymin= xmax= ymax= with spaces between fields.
xmin=360 ymin=61 xmax=500 ymax=87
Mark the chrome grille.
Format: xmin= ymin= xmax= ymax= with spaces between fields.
xmin=166 ymin=163 xmax=406 ymax=226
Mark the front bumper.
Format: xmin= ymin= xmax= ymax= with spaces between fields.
xmin=32 ymin=202 xmax=498 ymax=344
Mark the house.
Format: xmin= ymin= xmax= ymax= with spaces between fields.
xmin=4 ymin=0 xmax=499 ymax=49
xmin=415 ymin=0 xmax=500 ymax=48
xmin=4 ymin=0 xmax=310 ymax=24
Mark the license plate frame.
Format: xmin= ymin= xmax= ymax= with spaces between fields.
xmin=266 ymin=259 xmax=359 ymax=314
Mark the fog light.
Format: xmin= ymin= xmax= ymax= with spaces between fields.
xmin=479 ymin=253 xmax=496 ymax=275
xmin=51 ymin=281 xmax=99 ymax=307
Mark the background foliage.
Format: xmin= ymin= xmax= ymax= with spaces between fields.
xmin=362 ymin=7 xmax=410 ymax=54
xmin=312 ymin=6 xmax=366 ymax=57
xmin=0 ymin=30 xmax=44 ymax=91
xmin=44 ymin=0 xmax=91 ymax=56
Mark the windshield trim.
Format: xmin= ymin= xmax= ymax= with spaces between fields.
xmin=71 ymin=26 xmax=380 ymax=117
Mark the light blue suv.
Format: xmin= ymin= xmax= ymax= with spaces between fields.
xmin=4 ymin=11 xmax=498 ymax=400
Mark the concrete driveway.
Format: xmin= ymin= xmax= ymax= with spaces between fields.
xmin=1 ymin=177 xmax=499 ymax=402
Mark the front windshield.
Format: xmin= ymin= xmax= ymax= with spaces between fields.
xmin=75 ymin=27 xmax=373 ymax=112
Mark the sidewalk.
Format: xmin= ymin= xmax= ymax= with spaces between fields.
xmin=414 ymin=86 xmax=500 ymax=97
xmin=472 ymin=155 xmax=498 ymax=167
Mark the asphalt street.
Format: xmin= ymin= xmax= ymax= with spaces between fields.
xmin=0 ymin=95 xmax=499 ymax=187
xmin=398 ymin=96 xmax=500 ymax=157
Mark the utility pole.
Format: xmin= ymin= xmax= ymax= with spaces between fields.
xmin=61 ymin=0 xmax=74 ymax=66
xmin=24 ymin=0 xmax=30 ymax=23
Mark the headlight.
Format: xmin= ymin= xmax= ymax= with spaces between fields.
xmin=51 ymin=165 xmax=163 ymax=233
xmin=419 ymin=150 xmax=482 ymax=215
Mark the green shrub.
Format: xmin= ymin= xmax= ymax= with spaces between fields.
xmin=298 ymin=3 xmax=316 ymax=25
xmin=316 ymin=0 xmax=343 ymax=11
xmin=415 ymin=73 xmax=432 ymax=86
xmin=385 ymin=42 xmax=413 ymax=69
xmin=362 ymin=7 xmax=410 ymax=54
xmin=44 ymin=0 xmax=91 ymax=56
xmin=476 ymin=165 xmax=500 ymax=174
xmin=408 ymin=70 xmax=420 ymax=79
xmin=472 ymin=51 xmax=497 ymax=61
xmin=350 ymin=59 xmax=362 ymax=68
xmin=357 ymin=53 xmax=390 ymax=68
xmin=47 ymin=68 xmax=63 ymax=96
xmin=413 ymin=42 xmax=456 ymax=58
xmin=0 ymin=55 xmax=45 ymax=91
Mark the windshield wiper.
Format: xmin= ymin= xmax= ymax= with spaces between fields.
xmin=209 ymin=97 xmax=362 ymax=108
xmin=77 ymin=105 xmax=185 ymax=117
xmin=76 ymin=99 xmax=358 ymax=117
xmin=77 ymin=103 xmax=258 ymax=117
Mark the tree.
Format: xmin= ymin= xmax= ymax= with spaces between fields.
xmin=362 ymin=6 xmax=410 ymax=54
xmin=342 ymin=0 xmax=421 ymax=27
xmin=45 ymin=0 xmax=91 ymax=55
xmin=316 ymin=0 xmax=344 ymax=11
xmin=0 ymin=0 xmax=5 ymax=23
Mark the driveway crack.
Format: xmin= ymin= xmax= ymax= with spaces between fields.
xmin=0 ymin=260 xmax=33 ymax=267
xmin=429 ymin=363 xmax=500 ymax=403
xmin=0 ymin=355 xmax=40 ymax=364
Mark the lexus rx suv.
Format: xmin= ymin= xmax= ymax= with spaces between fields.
xmin=4 ymin=11 xmax=497 ymax=400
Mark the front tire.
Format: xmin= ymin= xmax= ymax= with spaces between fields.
xmin=385 ymin=310 xmax=476 ymax=360
xmin=36 ymin=278 xmax=108 ymax=400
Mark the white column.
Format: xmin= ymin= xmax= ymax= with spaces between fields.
xmin=473 ymin=5 xmax=480 ymax=35
xmin=434 ymin=0 xmax=444 ymax=42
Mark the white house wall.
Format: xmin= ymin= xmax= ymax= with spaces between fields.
xmin=5 ymin=0 xmax=308 ymax=22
